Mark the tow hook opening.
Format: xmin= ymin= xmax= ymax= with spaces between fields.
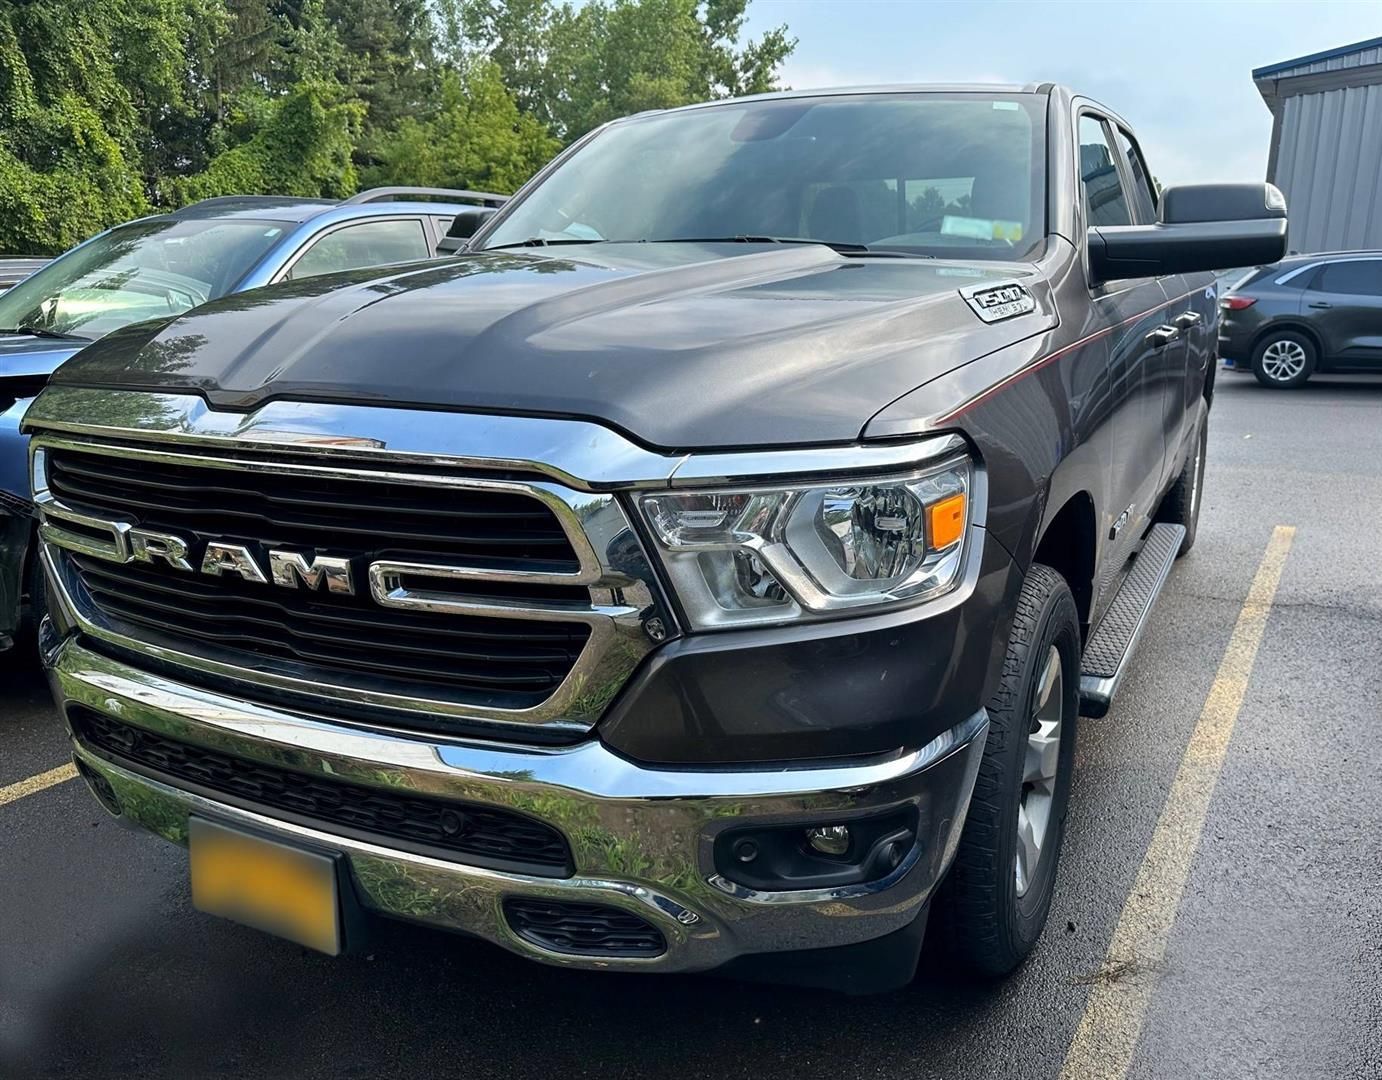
xmin=73 ymin=756 xmax=122 ymax=817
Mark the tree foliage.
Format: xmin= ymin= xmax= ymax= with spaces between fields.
xmin=0 ymin=0 xmax=795 ymax=254
xmin=170 ymin=82 xmax=364 ymax=202
xmin=362 ymin=61 xmax=559 ymax=193
xmin=453 ymin=0 xmax=796 ymax=140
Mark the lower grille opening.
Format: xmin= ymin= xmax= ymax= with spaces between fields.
xmin=503 ymin=898 xmax=667 ymax=958
xmin=70 ymin=706 xmax=574 ymax=878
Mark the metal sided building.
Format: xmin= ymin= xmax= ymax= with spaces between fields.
xmin=1254 ymin=35 xmax=1382 ymax=254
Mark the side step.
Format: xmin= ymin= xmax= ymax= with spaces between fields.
xmin=1079 ymin=523 xmax=1185 ymax=718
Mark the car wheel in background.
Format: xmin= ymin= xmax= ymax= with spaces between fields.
xmin=1251 ymin=330 xmax=1316 ymax=389
xmin=931 ymin=563 xmax=1080 ymax=977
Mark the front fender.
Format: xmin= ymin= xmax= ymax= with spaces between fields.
xmin=0 ymin=396 xmax=38 ymax=643
xmin=0 ymin=395 xmax=35 ymax=502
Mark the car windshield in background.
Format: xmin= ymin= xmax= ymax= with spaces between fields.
xmin=0 ymin=219 xmax=288 ymax=340
xmin=482 ymin=93 xmax=1046 ymax=260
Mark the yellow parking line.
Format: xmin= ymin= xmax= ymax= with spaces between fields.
xmin=1060 ymin=525 xmax=1296 ymax=1080
xmin=0 ymin=762 xmax=79 ymax=808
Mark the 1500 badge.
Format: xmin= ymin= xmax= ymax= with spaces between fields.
xmin=960 ymin=280 xmax=1037 ymax=323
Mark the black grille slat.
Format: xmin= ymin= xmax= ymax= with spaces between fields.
xmin=72 ymin=708 xmax=574 ymax=876
xmin=51 ymin=470 xmax=574 ymax=555
xmin=48 ymin=446 xmax=594 ymax=716
xmin=73 ymin=555 xmax=588 ymax=694
xmin=84 ymin=589 xmax=567 ymax=691
xmin=76 ymin=558 xmax=585 ymax=666
xmin=73 ymin=556 xmax=588 ymax=644
xmin=503 ymin=899 xmax=666 ymax=956
xmin=50 ymin=456 xmax=551 ymax=521
xmin=48 ymin=448 xmax=582 ymax=566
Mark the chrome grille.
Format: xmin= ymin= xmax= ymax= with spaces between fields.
xmin=32 ymin=422 xmax=664 ymax=740
xmin=46 ymin=445 xmax=585 ymax=570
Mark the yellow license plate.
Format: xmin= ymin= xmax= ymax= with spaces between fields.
xmin=189 ymin=817 xmax=342 ymax=955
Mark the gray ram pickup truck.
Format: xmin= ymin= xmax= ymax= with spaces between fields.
xmin=27 ymin=84 xmax=1286 ymax=992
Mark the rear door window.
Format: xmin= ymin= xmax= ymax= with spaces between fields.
xmin=1314 ymin=260 xmax=1382 ymax=296
xmin=288 ymin=219 xmax=431 ymax=280
xmin=1078 ymin=116 xmax=1132 ymax=227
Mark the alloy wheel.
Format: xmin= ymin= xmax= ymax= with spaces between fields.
xmin=1015 ymin=645 xmax=1063 ymax=898
xmin=1260 ymin=339 xmax=1307 ymax=382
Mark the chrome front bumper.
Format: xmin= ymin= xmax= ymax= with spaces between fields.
xmin=51 ymin=638 xmax=987 ymax=974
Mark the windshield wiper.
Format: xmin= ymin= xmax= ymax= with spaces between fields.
xmin=484 ymin=238 xmax=611 ymax=250
xmin=644 ymin=237 xmax=932 ymax=257
xmin=0 ymin=325 xmax=90 ymax=342
xmin=484 ymin=235 xmax=934 ymax=259
xmin=647 ymin=236 xmax=869 ymax=252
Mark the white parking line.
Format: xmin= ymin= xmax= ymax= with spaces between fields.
xmin=1060 ymin=525 xmax=1296 ymax=1080
xmin=0 ymin=762 xmax=78 ymax=809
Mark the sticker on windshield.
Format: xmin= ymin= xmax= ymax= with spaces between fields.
xmin=941 ymin=215 xmax=1025 ymax=244
xmin=960 ymin=280 xmax=1037 ymax=323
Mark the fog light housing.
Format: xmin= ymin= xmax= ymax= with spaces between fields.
xmin=711 ymin=809 xmax=918 ymax=894
xmin=806 ymin=824 xmax=851 ymax=856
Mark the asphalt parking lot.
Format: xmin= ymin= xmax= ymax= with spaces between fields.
xmin=2 ymin=372 xmax=1380 ymax=1080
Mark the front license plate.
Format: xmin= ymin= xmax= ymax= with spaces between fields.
xmin=189 ymin=817 xmax=342 ymax=955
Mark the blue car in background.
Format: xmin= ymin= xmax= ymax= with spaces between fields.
xmin=0 ymin=186 xmax=506 ymax=650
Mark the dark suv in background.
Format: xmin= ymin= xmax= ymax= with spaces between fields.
xmin=1220 ymin=251 xmax=1382 ymax=387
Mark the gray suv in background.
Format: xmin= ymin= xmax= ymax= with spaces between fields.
xmin=1220 ymin=252 xmax=1382 ymax=388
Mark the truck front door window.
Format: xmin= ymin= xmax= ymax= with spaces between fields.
xmin=1115 ymin=128 xmax=1158 ymax=223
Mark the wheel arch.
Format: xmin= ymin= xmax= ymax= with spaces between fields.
xmin=1032 ymin=490 xmax=1097 ymax=640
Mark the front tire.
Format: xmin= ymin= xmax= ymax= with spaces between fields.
xmin=933 ymin=564 xmax=1080 ymax=977
xmin=1251 ymin=330 xmax=1315 ymax=389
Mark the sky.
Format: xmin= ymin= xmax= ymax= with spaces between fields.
xmin=742 ymin=0 xmax=1380 ymax=187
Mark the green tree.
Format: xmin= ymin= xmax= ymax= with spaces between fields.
xmin=171 ymin=81 xmax=363 ymax=202
xmin=363 ymin=61 xmax=558 ymax=193
xmin=0 ymin=1 xmax=210 ymax=252
xmin=321 ymin=0 xmax=437 ymax=133
xmin=450 ymin=0 xmax=796 ymax=141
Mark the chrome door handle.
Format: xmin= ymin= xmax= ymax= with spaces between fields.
xmin=1173 ymin=311 xmax=1202 ymax=329
xmin=1308 ymin=301 xmax=1332 ymax=309
xmin=1145 ymin=325 xmax=1180 ymax=347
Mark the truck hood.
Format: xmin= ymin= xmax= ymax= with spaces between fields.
xmin=50 ymin=243 xmax=1055 ymax=449
xmin=0 ymin=336 xmax=84 ymax=382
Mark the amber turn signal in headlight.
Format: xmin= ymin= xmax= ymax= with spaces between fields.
xmin=927 ymin=492 xmax=967 ymax=550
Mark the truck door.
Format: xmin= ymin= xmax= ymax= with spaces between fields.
xmin=1079 ymin=114 xmax=1168 ymax=577
xmin=1110 ymin=125 xmax=1203 ymax=490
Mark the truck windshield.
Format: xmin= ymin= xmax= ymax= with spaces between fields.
xmin=483 ymin=93 xmax=1046 ymax=260
xmin=0 ymin=218 xmax=288 ymax=341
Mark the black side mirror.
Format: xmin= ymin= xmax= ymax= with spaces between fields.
xmin=437 ymin=207 xmax=498 ymax=253
xmin=1088 ymin=182 xmax=1288 ymax=283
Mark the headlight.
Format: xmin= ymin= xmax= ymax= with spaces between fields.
xmin=639 ymin=457 xmax=973 ymax=628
